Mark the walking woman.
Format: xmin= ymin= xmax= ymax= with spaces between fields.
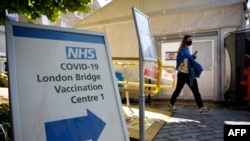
xmin=167 ymin=34 xmax=212 ymax=114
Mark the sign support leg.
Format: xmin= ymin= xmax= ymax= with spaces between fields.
xmin=139 ymin=51 xmax=145 ymax=141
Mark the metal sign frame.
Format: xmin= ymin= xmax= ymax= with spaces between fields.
xmin=132 ymin=7 xmax=157 ymax=62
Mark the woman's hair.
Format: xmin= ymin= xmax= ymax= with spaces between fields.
xmin=177 ymin=34 xmax=192 ymax=53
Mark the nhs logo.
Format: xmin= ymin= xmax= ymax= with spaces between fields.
xmin=66 ymin=47 xmax=97 ymax=60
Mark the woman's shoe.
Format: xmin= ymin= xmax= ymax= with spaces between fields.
xmin=200 ymin=106 xmax=212 ymax=114
xmin=167 ymin=104 xmax=177 ymax=112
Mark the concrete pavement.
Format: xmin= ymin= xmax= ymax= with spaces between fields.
xmin=152 ymin=104 xmax=250 ymax=141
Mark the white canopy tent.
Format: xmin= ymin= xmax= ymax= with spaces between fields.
xmin=74 ymin=0 xmax=246 ymax=58
xmin=74 ymin=0 xmax=248 ymax=101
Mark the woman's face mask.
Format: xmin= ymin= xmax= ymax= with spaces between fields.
xmin=186 ymin=41 xmax=192 ymax=46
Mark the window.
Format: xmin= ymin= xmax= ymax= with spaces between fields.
xmin=7 ymin=14 xmax=18 ymax=21
xmin=61 ymin=21 xmax=69 ymax=28
xmin=75 ymin=12 xmax=84 ymax=19
xmin=41 ymin=15 xmax=51 ymax=25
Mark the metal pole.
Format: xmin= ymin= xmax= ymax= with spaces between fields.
xmin=122 ymin=65 xmax=130 ymax=106
xmin=139 ymin=50 xmax=145 ymax=141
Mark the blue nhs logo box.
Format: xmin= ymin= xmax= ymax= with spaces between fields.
xmin=66 ymin=47 xmax=97 ymax=60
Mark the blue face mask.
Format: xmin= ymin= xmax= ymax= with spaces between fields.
xmin=186 ymin=41 xmax=192 ymax=46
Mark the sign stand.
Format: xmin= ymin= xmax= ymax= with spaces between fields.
xmin=132 ymin=7 xmax=158 ymax=141
xmin=139 ymin=49 xmax=145 ymax=141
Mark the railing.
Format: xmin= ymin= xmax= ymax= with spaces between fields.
xmin=112 ymin=57 xmax=176 ymax=95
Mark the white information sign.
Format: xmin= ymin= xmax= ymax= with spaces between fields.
xmin=132 ymin=7 xmax=157 ymax=62
xmin=6 ymin=21 xmax=129 ymax=141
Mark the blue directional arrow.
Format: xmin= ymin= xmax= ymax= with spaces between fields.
xmin=45 ymin=109 xmax=106 ymax=141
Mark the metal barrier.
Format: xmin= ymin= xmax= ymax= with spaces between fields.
xmin=112 ymin=57 xmax=176 ymax=95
